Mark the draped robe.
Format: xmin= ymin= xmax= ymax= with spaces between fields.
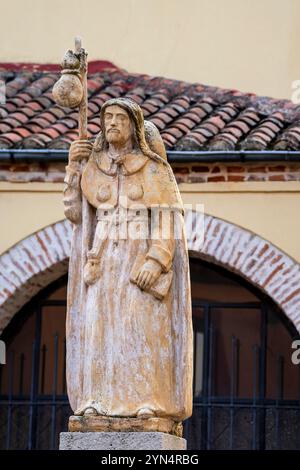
xmin=63 ymin=134 xmax=193 ymax=422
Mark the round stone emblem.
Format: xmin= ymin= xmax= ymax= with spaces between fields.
xmin=128 ymin=184 xmax=144 ymax=200
xmin=96 ymin=184 xmax=111 ymax=202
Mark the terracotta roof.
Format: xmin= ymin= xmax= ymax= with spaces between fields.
xmin=1 ymin=61 xmax=300 ymax=152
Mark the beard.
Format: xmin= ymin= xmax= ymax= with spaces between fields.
xmin=106 ymin=129 xmax=122 ymax=143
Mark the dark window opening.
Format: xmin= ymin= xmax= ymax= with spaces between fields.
xmin=185 ymin=258 xmax=300 ymax=450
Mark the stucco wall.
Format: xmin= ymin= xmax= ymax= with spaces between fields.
xmin=1 ymin=0 xmax=300 ymax=99
xmin=1 ymin=181 xmax=300 ymax=264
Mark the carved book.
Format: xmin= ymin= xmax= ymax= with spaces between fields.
xmin=130 ymin=253 xmax=173 ymax=300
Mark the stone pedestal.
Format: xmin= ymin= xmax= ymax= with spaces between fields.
xmin=68 ymin=415 xmax=182 ymax=436
xmin=59 ymin=432 xmax=187 ymax=450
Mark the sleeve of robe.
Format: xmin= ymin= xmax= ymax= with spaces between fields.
xmin=143 ymin=159 xmax=183 ymax=273
xmin=63 ymin=160 xmax=82 ymax=224
xmin=146 ymin=209 xmax=176 ymax=272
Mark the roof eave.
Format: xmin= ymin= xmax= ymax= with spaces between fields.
xmin=1 ymin=149 xmax=300 ymax=164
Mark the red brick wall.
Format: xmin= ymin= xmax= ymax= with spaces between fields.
xmin=172 ymin=163 xmax=300 ymax=183
xmin=0 ymin=162 xmax=299 ymax=183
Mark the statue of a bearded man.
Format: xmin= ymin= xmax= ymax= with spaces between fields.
xmin=63 ymin=97 xmax=193 ymax=436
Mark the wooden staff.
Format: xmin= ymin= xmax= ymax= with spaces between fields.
xmin=75 ymin=37 xmax=88 ymax=141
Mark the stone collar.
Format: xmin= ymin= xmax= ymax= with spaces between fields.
xmin=94 ymin=151 xmax=149 ymax=176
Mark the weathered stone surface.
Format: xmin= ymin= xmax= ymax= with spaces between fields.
xmin=68 ymin=415 xmax=183 ymax=437
xmin=63 ymin=98 xmax=193 ymax=426
xmin=59 ymin=432 xmax=186 ymax=450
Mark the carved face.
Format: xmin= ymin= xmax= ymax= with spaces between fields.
xmin=104 ymin=105 xmax=133 ymax=146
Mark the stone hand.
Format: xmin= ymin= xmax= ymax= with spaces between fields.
xmin=69 ymin=140 xmax=93 ymax=163
xmin=83 ymin=258 xmax=101 ymax=285
xmin=136 ymin=259 xmax=162 ymax=290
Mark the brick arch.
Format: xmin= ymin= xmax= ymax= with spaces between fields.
xmin=186 ymin=211 xmax=300 ymax=333
xmin=0 ymin=220 xmax=72 ymax=333
xmin=0 ymin=213 xmax=300 ymax=334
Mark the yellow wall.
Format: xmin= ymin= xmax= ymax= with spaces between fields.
xmin=180 ymin=182 xmax=300 ymax=264
xmin=1 ymin=181 xmax=300 ymax=265
xmin=0 ymin=183 xmax=64 ymax=253
xmin=1 ymin=0 xmax=300 ymax=99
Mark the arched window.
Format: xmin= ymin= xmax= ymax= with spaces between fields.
xmin=0 ymin=258 xmax=300 ymax=450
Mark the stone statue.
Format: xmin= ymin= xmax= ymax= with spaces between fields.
xmin=54 ymin=41 xmax=193 ymax=438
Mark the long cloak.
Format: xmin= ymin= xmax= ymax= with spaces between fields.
xmin=65 ymin=126 xmax=193 ymax=421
